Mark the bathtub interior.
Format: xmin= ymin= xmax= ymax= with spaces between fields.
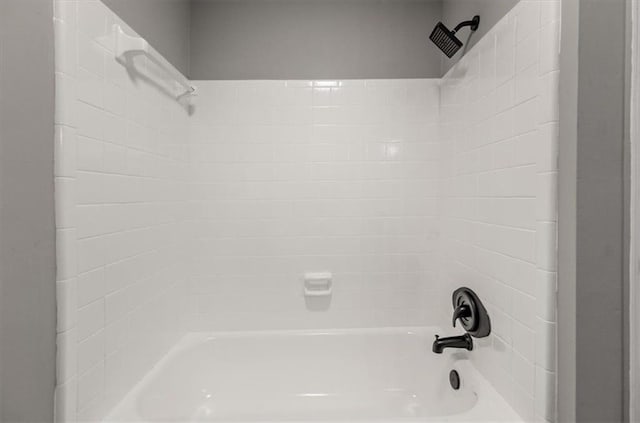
xmin=106 ymin=328 xmax=525 ymax=423
xmin=53 ymin=0 xmax=559 ymax=422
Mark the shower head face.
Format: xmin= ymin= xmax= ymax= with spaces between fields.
xmin=429 ymin=22 xmax=463 ymax=58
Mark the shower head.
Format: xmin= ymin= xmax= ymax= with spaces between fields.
xmin=429 ymin=15 xmax=480 ymax=58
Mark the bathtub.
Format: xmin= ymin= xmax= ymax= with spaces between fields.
xmin=106 ymin=327 xmax=522 ymax=422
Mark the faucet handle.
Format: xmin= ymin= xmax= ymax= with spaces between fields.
xmin=452 ymin=304 xmax=472 ymax=327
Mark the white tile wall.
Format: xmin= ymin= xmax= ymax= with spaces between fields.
xmin=439 ymin=1 xmax=559 ymax=421
xmin=187 ymin=79 xmax=444 ymax=331
xmin=54 ymin=1 xmax=191 ymax=421
xmin=54 ymin=1 xmax=559 ymax=422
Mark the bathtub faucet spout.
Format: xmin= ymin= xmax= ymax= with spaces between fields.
xmin=432 ymin=333 xmax=473 ymax=354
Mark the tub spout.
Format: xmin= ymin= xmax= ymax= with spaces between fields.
xmin=432 ymin=333 xmax=473 ymax=354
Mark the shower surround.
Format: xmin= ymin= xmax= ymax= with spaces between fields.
xmin=187 ymin=79 xmax=442 ymax=331
xmin=53 ymin=0 xmax=559 ymax=422
xmin=439 ymin=1 xmax=559 ymax=420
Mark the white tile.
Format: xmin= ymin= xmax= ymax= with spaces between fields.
xmin=535 ymin=319 xmax=556 ymax=371
xmin=54 ymin=19 xmax=77 ymax=76
xmin=536 ymin=221 xmax=557 ymax=272
xmin=55 ymin=378 xmax=78 ymax=423
xmin=540 ymin=0 xmax=561 ymax=26
xmin=514 ymin=64 xmax=539 ymax=105
xmin=105 ymin=288 xmax=132 ymax=324
xmin=439 ymin=1 xmax=559 ymax=418
xmin=77 ymin=0 xmax=108 ymax=41
xmin=536 ymin=122 xmax=559 ymax=172
xmin=55 ymin=4 xmax=193 ymax=421
xmin=78 ymin=268 xmax=106 ymax=307
xmin=77 ymin=299 xmax=105 ymax=341
xmin=77 ymin=360 xmax=105 ymax=411
xmin=56 ymin=229 xmax=77 ymax=281
xmin=55 ymin=177 xmax=77 ymax=229
xmin=57 ymin=329 xmax=77 ymax=383
xmin=54 ymin=0 xmax=77 ymax=24
xmin=55 ymin=72 xmax=77 ymax=126
xmin=539 ymin=22 xmax=560 ymax=75
xmin=516 ymin=33 xmax=540 ymax=73
xmin=535 ymin=366 xmax=556 ymax=421
xmin=57 ymin=278 xmax=77 ymax=333
xmin=77 ymin=236 xmax=106 ymax=274
xmin=512 ymin=350 xmax=535 ymax=394
xmin=77 ymin=136 xmax=104 ymax=171
xmin=515 ymin=1 xmax=541 ymax=43
xmin=536 ymin=172 xmax=558 ymax=221
xmin=77 ymin=34 xmax=106 ymax=78
xmin=538 ymin=71 xmax=560 ymax=124
xmin=536 ymin=270 xmax=557 ymax=322
xmin=55 ymin=125 xmax=78 ymax=178
xmin=77 ymin=329 xmax=105 ymax=376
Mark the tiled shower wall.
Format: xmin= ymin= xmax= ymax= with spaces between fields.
xmin=439 ymin=1 xmax=559 ymax=421
xmin=186 ymin=80 xmax=443 ymax=330
xmin=54 ymin=1 xmax=191 ymax=421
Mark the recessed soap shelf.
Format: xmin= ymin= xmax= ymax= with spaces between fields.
xmin=304 ymin=272 xmax=333 ymax=297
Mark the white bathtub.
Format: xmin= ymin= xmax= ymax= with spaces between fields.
xmin=106 ymin=327 xmax=522 ymax=422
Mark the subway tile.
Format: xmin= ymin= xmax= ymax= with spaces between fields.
xmin=77 ymin=329 xmax=105 ymax=376
xmin=439 ymin=2 xmax=559 ymax=419
xmin=54 ymin=19 xmax=77 ymax=76
xmin=76 ymin=67 xmax=104 ymax=108
xmin=77 ymin=360 xmax=105 ymax=411
xmin=55 ymin=379 xmax=77 ymax=423
xmin=55 ymin=125 xmax=78 ymax=178
xmin=535 ymin=319 xmax=556 ymax=371
xmin=55 ymin=72 xmax=77 ymax=126
xmin=77 ymin=0 xmax=108 ymax=41
xmin=535 ymin=367 xmax=556 ymax=421
xmin=512 ymin=350 xmax=535 ymax=394
xmin=77 ymin=34 xmax=106 ymax=78
xmin=536 ymin=122 xmax=559 ymax=172
xmin=78 ymin=268 xmax=106 ymax=307
xmin=536 ymin=172 xmax=558 ymax=221
xmin=536 ymin=221 xmax=557 ymax=272
xmin=77 ymin=299 xmax=105 ymax=341
xmin=57 ymin=328 xmax=77 ymax=383
xmin=515 ymin=1 xmax=541 ymax=43
xmin=514 ymin=64 xmax=539 ymax=105
xmin=54 ymin=0 xmax=77 ymax=25
xmin=57 ymin=278 xmax=77 ymax=333
xmin=536 ymin=270 xmax=557 ymax=322
xmin=56 ymin=229 xmax=77 ymax=281
xmin=516 ymin=33 xmax=540 ymax=73
xmin=539 ymin=22 xmax=560 ymax=75
xmin=538 ymin=71 xmax=560 ymax=124
xmin=76 ymin=101 xmax=105 ymax=140
xmin=540 ymin=0 xmax=561 ymax=27
xmin=55 ymin=178 xmax=77 ymax=229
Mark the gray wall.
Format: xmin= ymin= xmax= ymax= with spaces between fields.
xmin=0 ymin=0 xmax=57 ymax=421
xmin=190 ymin=0 xmax=443 ymax=80
xmin=102 ymin=0 xmax=191 ymax=76
xmin=440 ymin=0 xmax=519 ymax=74
xmin=558 ymin=0 xmax=630 ymax=421
xmin=98 ymin=0 xmax=518 ymax=79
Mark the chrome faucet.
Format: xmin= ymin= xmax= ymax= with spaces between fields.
xmin=432 ymin=333 xmax=473 ymax=354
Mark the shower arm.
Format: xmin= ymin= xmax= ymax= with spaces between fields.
xmin=452 ymin=16 xmax=480 ymax=34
